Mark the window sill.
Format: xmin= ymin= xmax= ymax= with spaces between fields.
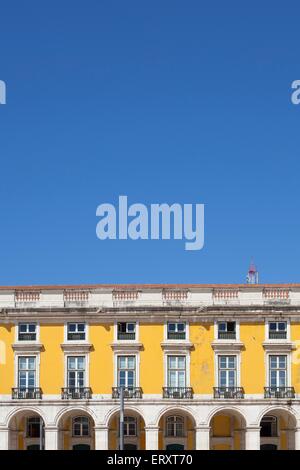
xmin=211 ymin=340 xmax=244 ymax=352
xmin=262 ymin=341 xmax=296 ymax=352
xmin=12 ymin=343 xmax=43 ymax=352
xmin=60 ymin=343 xmax=93 ymax=353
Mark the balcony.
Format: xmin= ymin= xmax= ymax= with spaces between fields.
xmin=112 ymin=387 xmax=143 ymax=399
xmin=61 ymin=387 xmax=92 ymax=399
xmin=218 ymin=332 xmax=236 ymax=340
xmin=214 ymin=387 xmax=244 ymax=399
xmin=162 ymin=387 xmax=193 ymax=399
xmin=264 ymin=387 xmax=295 ymax=399
xmin=269 ymin=331 xmax=287 ymax=340
xmin=12 ymin=387 xmax=42 ymax=399
xmin=117 ymin=332 xmax=136 ymax=341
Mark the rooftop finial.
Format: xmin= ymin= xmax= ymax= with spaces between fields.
xmin=247 ymin=260 xmax=259 ymax=284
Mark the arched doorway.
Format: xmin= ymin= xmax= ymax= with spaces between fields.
xmin=158 ymin=409 xmax=196 ymax=450
xmin=108 ymin=410 xmax=145 ymax=450
xmin=209 ymin=409 xmax=246 ymax=450
xmin=57 ymin=409 xmax=95 ymax=450
xmin=8 ymin=410 xmax=45 ymax=450
xmin=259 ymin=409 xmax=296 ymax=450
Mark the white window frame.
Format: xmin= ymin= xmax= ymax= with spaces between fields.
xmin=16 ymin=322 xmax=39 ymax=343
xmin=164 ymin=353 xmax=190 ymax=387
xmin=14 ymin=353 xmax=40 ymax=388
xmin=164 ymin=322 xmax=189 ymax=341
xmin=214 ymin=320 xmax=240 ymax=340
xmin=217 ymin=355 xmax=237 ymax=388
xmin=265 ymin=320 xmax=290 ymax=341
xmin=72 ymin=416 xmax=91 ymax=437
xmin=114 ymin=353 xmax=140 ymax=388
xmin=122 ymin=416 xmax=138 ymax=437
xmin=165 ymin=415 xmax=185 ymax=438
xmin=266 ymin=353 xmax=290 ymax=388
xmin=215 ymin=353 xmax=240 ymax=388
xmin=114 ymin=321 xmax=139 ymax=341
xmin=64 ymin=353 xmax=89 ymax=388
xmin=65 ymin=322 xmax=88 ymax=342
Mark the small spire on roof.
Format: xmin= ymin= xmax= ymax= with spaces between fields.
xmin=247 ymin=260 xmax=259 ymax=284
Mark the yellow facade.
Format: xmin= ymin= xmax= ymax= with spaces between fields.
xmin=1 ymin=322 xmax=300 ymax=396
xmin=1 ymin=283 xmax=300 ymax=450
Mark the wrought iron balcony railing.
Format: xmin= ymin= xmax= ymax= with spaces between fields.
xmin=218 ymin=331 xmax=236 ymax=340
xmin=18 ymin=333 xmax=37 ymax=341
xmin=214 ymin=387 xmax=244 ymax=399
xmin=167 ymin=332 xmax=186 ymax=340
xmin=162 ymin=387 xmax=193 ymax=399
xmin=67 ymin=333 xmax=86 ymax=341
xmin=264 ymin=387 xmax=295 ymax=399
xmin=112 ymin=387 xmax=143 ymax=399
xmin=12 ymin=387 xmax=42 ymax=399
xmin=61 ymin=387 xmax=92 ymax=400
xmin=269 ymin=331 xmax=287 ymax=340
xmin=117 ymin=332 xmax=136 ymax=340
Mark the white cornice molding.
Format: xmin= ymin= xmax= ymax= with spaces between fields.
xmin=11 ymin=343 xmax=44 ymax=352
xmin=160 ymin=341 xmax=194 ymax=352
xmin=110 ymin=342 xmax=143 ymax=352
xmin=211 ymin=341 xmax=244 ymax=352
xmin=60 ymin=342 xmax=93 ymax=353
xmin=262 ymin=341 xmax=296 ymax=352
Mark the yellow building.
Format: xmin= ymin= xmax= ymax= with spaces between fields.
xmin=0 ymin=283 xmax=299 ymax=450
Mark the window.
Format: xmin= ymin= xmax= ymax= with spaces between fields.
xmin=118 ymin=356 xmax=136 ymax=388
xmin=72 ymin=416 xmax=90 ymax=437
xmin=218 ymin=322 xmax=236 ymax=339
xmin=18 ymin=323 xmax=37 ymax=341
xmin=27 ymin=417 xmax=42 ymax=438
xmin=167 ymin=356 xmax=186 ymax=388
xmin=18 ymin=357 xmax=36 ymax=389
xmin=218 ymin=355 xmax=236 ymax=387
xmin=67 ymin=323 xmax=86 ymax=341
xmin=167 ymin=323 xmax=186 ymax=340
xmin=166 ymin=416 xmax=184 ymax=437
xmin=260 ymin=416 xmax=278 ymax=437
xmin=117 ymin=322 xmax=136 ymax=340
xmin=67 ymin=356 xmax=85 ymax=388
xmin=269 ymin=322 xmax=287 ymax=340
xmin=269 ymin=355 xmax=287 ymax=388
xmin=123 ymin=416 xmax=137 ymax=436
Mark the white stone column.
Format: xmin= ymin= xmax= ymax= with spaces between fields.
xmin=44 ymin=427 xmax=58 ymax=450
xmin=95 ymin=426 xmax=109 ymax=450
xmin=195 ymin=426 xmax=210 ymax=450
xmin=294 ymin=427 xmax=300 ymax=450
xmin=145 ymin=426 xmax=159 ymax=450
xmin=0 ymin=427 xmax=9 ymax=450
xmin=245 ymin=427 xmax=261 ymax=450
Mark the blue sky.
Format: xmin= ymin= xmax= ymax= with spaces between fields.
xmin=0 ymin=1 xmax=299 ymax=285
